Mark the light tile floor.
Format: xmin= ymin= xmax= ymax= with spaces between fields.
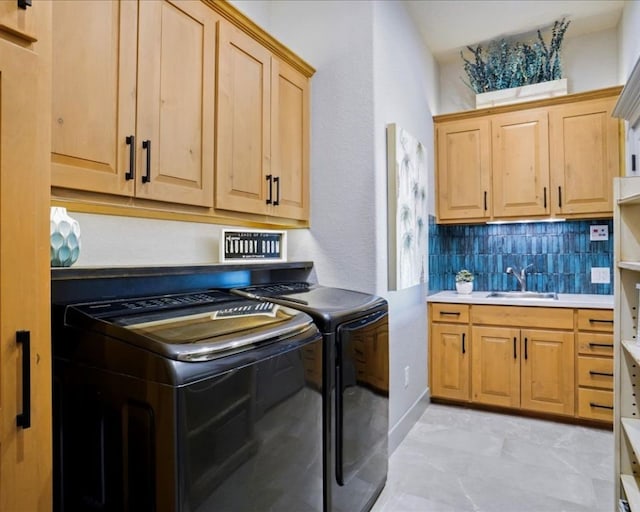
xmin=371 ymin=403 xmax=613 ymax=512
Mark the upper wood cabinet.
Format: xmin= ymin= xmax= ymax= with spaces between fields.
xmin=549 ymin=97 xmax=620 ymax=217
xmin=0 ymin=1 xmax=52 ymax=510
xmin=436 ymin=118 xmax=491 ymax=221
xmin=51 ymin=0 xmax=216 ymax=208
xmin=434 ymin=87 xmax=622 ymax=224
xmin=216 ymin=22 xmax=310 ymax=221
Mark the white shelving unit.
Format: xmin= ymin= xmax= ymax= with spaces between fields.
xmin=615 ymin=176 xmax=640 ymax=510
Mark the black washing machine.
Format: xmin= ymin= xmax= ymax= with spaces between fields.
xmin=52 ymin=288 xmax=324 ymax=512
xmin=233 ymin=283 xmax=389 ymax=512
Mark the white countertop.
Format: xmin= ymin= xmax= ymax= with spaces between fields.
xmin=427 ymin=290 xmax=613 ymax=309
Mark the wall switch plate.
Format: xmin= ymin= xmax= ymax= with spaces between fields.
xmin=591 ymin=267 xmax=610 ymax=284
xmin=590 ymin=225 xmax=609 ymax=241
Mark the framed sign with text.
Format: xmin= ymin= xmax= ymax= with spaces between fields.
xmin=220 ymin=229 xmax=287 ymax=263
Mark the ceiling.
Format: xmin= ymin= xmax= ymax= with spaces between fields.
xmin=404 ymin=0 xmax=625 ymax=63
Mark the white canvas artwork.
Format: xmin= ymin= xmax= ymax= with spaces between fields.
xmin=387 ymin=124 xmax=428 ymax=291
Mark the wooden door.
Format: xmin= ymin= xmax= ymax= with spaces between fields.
xmin=136 ymin=0 xmax=216 ymax=207
xmin=471 ymin=326 xmax=520 ymax=407
xmin=431 ymin=324 xmax=470 ymax=401
xmin=216 ymin=20 xmax=271 ymax=215
xmin=549 ymin=97 xmax=619 ymax=216
xmin=436 ymin=118 xmax=491 ymax=221
xmin=51 ymin=0 xmax=137 ymax=197
xmin=492 ymin=109 xmax=550 ymax=218
xmin=271 ymin=58 xmax=310 ymax=220
xmin=520 ymin=329 xmax=574 ymax=415
xmin=0 ymin=2 xmax=52 ymax=510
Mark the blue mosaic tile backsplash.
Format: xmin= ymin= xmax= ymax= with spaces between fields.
xmin=428 ymin=217 xmax=613 ymax=295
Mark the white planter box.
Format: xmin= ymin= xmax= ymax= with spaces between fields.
xmin=476 ymin=78 xmax=568 ymax=109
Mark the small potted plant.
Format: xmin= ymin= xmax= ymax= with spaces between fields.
xmin=455 ymin=269 xmax=474 ymax=295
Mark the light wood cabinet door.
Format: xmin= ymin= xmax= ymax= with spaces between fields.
xmin=52 ymin=0 xmax=215 ymax=207
xmin=492 ymin=109 xmax=550 ymax=218
xmin=136 ymin=0 xmax=215 ymax=207
xmin=436 ymin=118 xmax=491 ymax=221
xmin=520 ymin=329 xmax=574 ymax=416
xmin=271 ymin=58 xmax=310 ymax=220
xmin=216 ymin=20 xmax=272 ymax=216
xmin=471 ymin=326 xmax=520 ymax=407
xmin=51 ymin=0 xmax=137 ymax=197
xmin=0 ymin=0 xmax=37 ymax=43
xmin=431 ymin=324 xmax=470 ymax=401
xmin=549 ymin=97 xmax=619 ymax=216
xmin=0 ymin=3 xmax=52 ymax=510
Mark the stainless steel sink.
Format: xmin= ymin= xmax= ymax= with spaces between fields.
xmin=486 ymin=291 xmax=558 ymax=300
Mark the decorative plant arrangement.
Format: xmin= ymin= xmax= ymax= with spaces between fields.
xmin=461 ymin=18 xmax=571 ymax=94
xmin=455 ymin=269 xmax=474 ymax=295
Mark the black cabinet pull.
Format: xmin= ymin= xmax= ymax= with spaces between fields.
xmin=265 ymin=174 xmax=273 ymax=205
xmin=484 ymin=191 xmax=488 ymax=211
xmin=16 ymin=331 xmax=31 ymax=429
xmin=462 ymin=333 xmax=466 ymax=355
xmin=632 ymin=154 xmax=637 ymax=172
xmin=524 ymin=337 xmax=528 ymax=360
xmin=543 ymin=187 xmax=547 ymax=208
xmin=589 ymin=370 xmax=614 ymax=377
xmin=125 ymin=135 xmax=135 ymax=180
xmin=588 ymin=342 xmax=613 ymax=348
xmin=589 ymin=318 xmax=613 ymax=324
xmin=513 ymin=337 xmax=517 ymax=359
xmin=18 ymin=0 xmax=32 ymax=9
xmin=589 ymin=402 xmax=613 ymax=410
xmin=558 ymin=186 xmax=562 ymax=208
xmin=273 ymin=176 xmax=280 ymax=206
xmin=440 ymin=311 xmax=461 ymax=316
xmin=142 ymin=140 xmax=151 ymax=183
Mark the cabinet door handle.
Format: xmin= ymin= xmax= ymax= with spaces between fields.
xmin=589 ymin=371 xmax=614 ymax=377
xmin=558 ymin=186 xmax=562 ymax=208
xmin=513 ymin=337 xmax=517 ymax=359
xmin=588 ymin=342 xmax=613 ymax=348
xmin=439 ymin=311 xmax=461 ymax=316
xmin=524 ymin=337 xmax=528 ymax=360
xmin=543 ymin=187 xmax=547 ymax=208
xmin=484 ymin=191 xmax=488 ymax=211
xmin=266 ymin=174 xmax=273 ymax=205
xmin=589 ymin=402 xmax=613 ymax=410
xmin=589 ymin=318 xmax=613 ymax=324
xmin=142 ymin=140 xmax=151 ymax=183
xmin=16 ymin=331 xmax=31 ymax=429
xmin=18 ymin=0 xmax=32 ymax=9
xmin=461 ymin=333 xmax=466 ymax=355
xmin=273 ymin=176 xmax=280 ymax=206
xmin=125 ymin=135 xmax=135 ymax=180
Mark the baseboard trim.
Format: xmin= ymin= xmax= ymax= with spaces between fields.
xmin=388 ymin=387 xmax=430 ymax=454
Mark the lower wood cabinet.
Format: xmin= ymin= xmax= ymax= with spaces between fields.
xmin=471 ymin=326 xmax=574 ymax=415
xmin=429 ymin=303 xmax=612 ymax=423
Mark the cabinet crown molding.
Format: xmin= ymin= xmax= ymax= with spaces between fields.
xmin=613 ymin=56 xmax=640 ymax=128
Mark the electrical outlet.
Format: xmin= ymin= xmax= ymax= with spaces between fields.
xmin=404 ymin=366 xmax=410 ymax=388
xmin=589 ymin=225 xmax=609 ymax=241
xmin=591 ymin=267 xmax=610 ymax=284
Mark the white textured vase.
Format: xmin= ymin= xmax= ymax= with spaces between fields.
xmin=50 ymin=207 xmax=81 ymax=267
xmin=456 ymin=281 xmax=473 ymax=295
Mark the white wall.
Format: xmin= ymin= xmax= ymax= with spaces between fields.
xmin=438 ymin=26 xmax=620 ymax=114
xmin=372 ymin=0 xmax=437 ymax=448
xmin=619 ymin=0 xmax=640 ymax=81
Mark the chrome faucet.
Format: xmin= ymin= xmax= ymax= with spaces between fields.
xmin=506 ymin=264 xmax=533 ymax=292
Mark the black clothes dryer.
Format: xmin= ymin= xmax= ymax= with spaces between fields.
xmin=52 ymin=289 xmax=323 ymax=512
xmin=233 ymin=283 xmax=389 ymax=512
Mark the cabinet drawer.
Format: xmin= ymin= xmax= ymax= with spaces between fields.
xmin=577 ymin=332 xmax=614 ymax=356
xmin=430 ymin=303 xmax=469 ymax=324
xmin=577 ymin=356 xmax=614 ymax=390
xmin=471 ymin=305 xmax=573 ymax=329
xmin=577 ymin=309 xmax=614 ymax=332
xmin=577 ymin=388 xmax=613 ymax=422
